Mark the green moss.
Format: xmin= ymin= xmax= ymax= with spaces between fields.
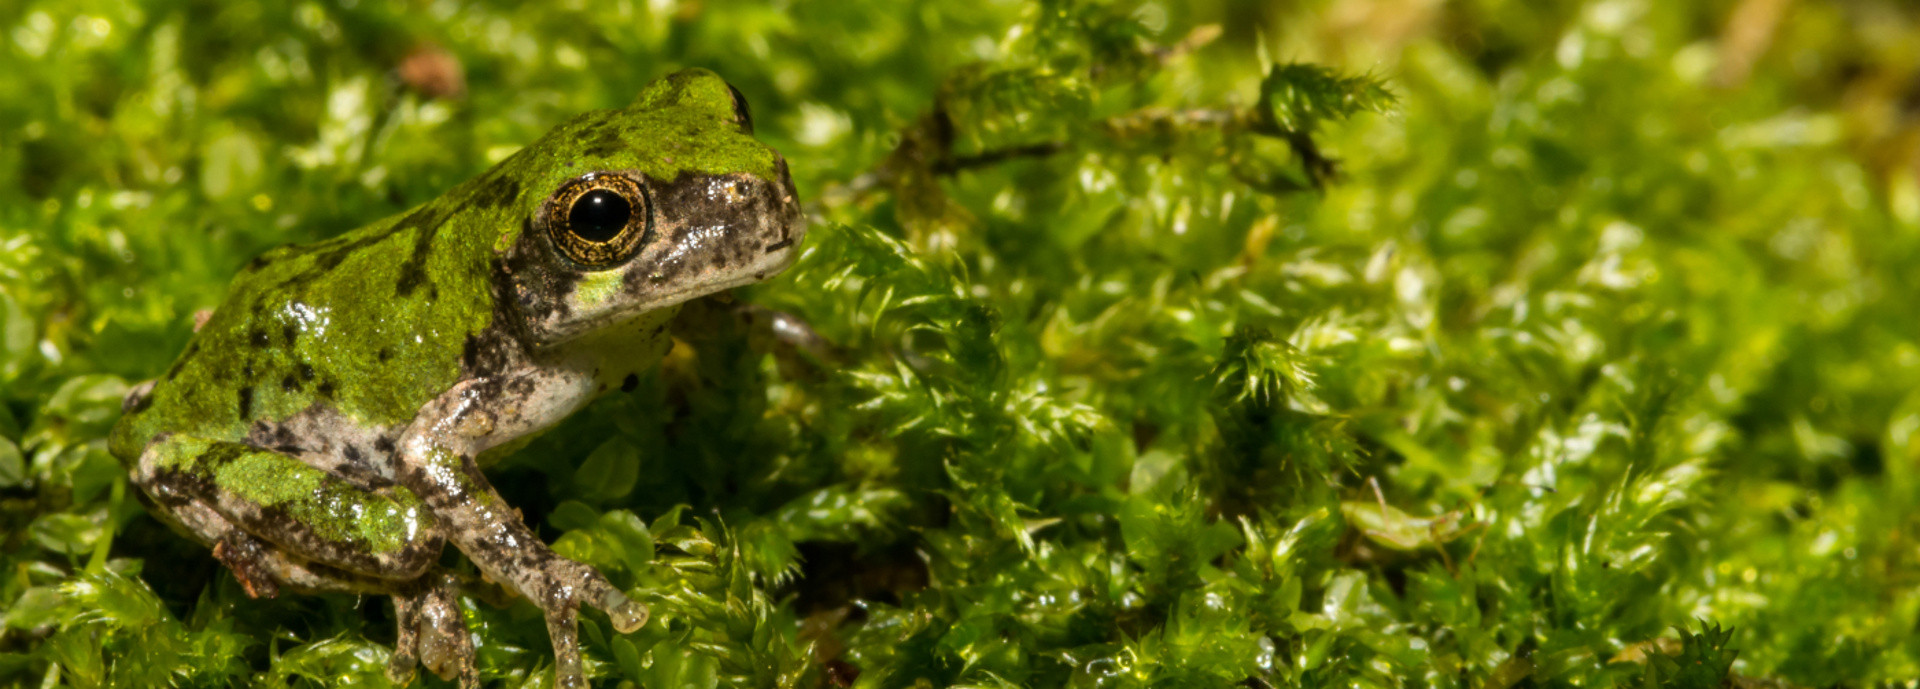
xmin=5 ymin=0 xmax=1920 ymax=687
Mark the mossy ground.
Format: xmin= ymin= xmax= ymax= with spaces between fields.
xmin=3 ymin=1 xmax=1918 ymax=687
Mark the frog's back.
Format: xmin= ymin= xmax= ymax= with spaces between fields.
xmin=111 ymin=178 xmax=518 ymax=462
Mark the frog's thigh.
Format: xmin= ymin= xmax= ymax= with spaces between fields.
xmin=133 ymin=435 xmax=444 ymax=580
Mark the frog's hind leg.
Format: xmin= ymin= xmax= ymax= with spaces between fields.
xmin=130 ymin=434 xmax=444 ymax=582
xmin=129 ymin=439 xmax=478 ymax=687
xmin=227 ymin=542 xmax=479 ymax=689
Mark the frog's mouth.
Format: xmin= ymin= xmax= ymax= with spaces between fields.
xmin=628 ymin=161 xmax=805 ymax=304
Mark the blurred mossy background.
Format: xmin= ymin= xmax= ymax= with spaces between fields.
xmin=3 ymin=0 xmax=1920 ymax=686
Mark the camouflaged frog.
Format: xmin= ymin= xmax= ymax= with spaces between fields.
xmin=109 ymin=68 xmax=804 ymax=688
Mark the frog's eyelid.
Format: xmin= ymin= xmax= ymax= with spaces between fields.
xmin=726 ymin=83 xmax=753 ymax=135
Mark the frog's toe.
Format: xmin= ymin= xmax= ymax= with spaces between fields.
xmin=417 ymin=627 xmax=462 ymax=681
xmin=601 ymin=589 xmax=649 ymax=634
xmin=409 ymin=572 xmax=479 ymax=688
xmin=418 ymin=620 xmax=481 ymax=689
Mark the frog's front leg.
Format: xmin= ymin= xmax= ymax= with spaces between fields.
xmin=394 ymin=382 xmax=647 ymax=689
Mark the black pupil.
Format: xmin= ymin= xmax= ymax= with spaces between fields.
xmin=568 ymin=189 xmax=631 ymax=242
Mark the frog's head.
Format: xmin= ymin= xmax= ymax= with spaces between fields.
xmin=492 ymin=68 xmax=805 ymax=346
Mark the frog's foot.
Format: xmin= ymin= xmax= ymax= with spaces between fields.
xmin=602 ymin=588 xmax=649 ymax=633
xmin=534 ymin=562 xmax=650 ymax=688
xmin=573 ymin=565 xmax=648 ymax=633
xmin=212 ymin=532 xmax=281 ymax=599
xmin=390 ymin=572 xmax=478 ymax=688
xmin=416 ymin=573 xmax=478 ymax=688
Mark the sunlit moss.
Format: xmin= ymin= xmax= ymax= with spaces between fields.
xmin=3 ymin=0 xmax=1918 ymax=687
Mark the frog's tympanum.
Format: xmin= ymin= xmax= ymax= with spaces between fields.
xmin=109 ymin=69 xmax=803 ymax=688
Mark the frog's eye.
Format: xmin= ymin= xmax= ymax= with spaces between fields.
xmin=544 ymin=173 xmax=652 ymax=269
xmin=726 ymin=83 xmax=753 ymax=135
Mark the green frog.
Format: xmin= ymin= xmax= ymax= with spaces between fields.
xmin=109 ymin=68 xmax=804 ymax=688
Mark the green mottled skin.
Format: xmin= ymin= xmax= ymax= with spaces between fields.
xmin=108 ymin=68 xmax=804 ymax=689
xmin=110 ymin=69 xmax=778 ymax=453
xmin=149 ymin=437 xmax=429 ymax=556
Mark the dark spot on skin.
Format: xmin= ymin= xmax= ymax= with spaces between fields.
xmin=621 ymin=374 xmax=639 ymax=393
xmin=392 ymin=205 xmax=452 ymax=298
xmin=236 ymin=387 xmax=254 ymax=418
xmin=126 ymin=392 xmax=153 ymax=414
xmin=727 ymin=82 xmax=754 ymax=134
xmin=275 ymin=229 xmax=392 ymax=295
xmin=318 ymin=249 xmax=351 ymax=271
xmin=377 ymin=347 xmax=393 ymax=362
xmin=300 ymin=363 xmax=316 ymax=381
xmin=428 ymin=285 xmax=439 ymax=302
xmin=282 ymin=324 xmax=297 ymax=347
xmin=166 ymin=360 xmax=184 ymax=381
xmin=317 ymin=380 xmax=336 ymax=398
xmin=499 ymin=225 xmax=574 ymax=323
xmin=395 ymin=270 xmax=428 ymax=298
xmin=281 ymin=375 xmax=300 ymax=392
xmin=146 ymin=467 xmax=216 ymax=509
xmin=344 ymin=444 xmax=363 ymax=463
xmin=374 ymin=436 xmax=396 ymax=454
xmin=462 ymin=336 xmax=483 ymax=373
xmin=249 ymin=329 xmax=270 ymax=349
xmin=764 ymin=238 xmax=793 ymax=253
xmin=775 ymin=157 xmax=793 ymax=195
xmin=472 ymin=171 xmax=522 ymax=211
xmin=245 ymin=254 xmax=274 ymax=272
xmin=242 ymin=364 xmax=255 ymax=379
xmin=461 ymin=291 xmax=532 ymax=381
xmin=329 ymin=460 xmax=395 ymax=491
xmin=506 ymin=376 xmax=536 ymax=396
xmin=580 ymin=115 xmax=628 ymax=158
xmin=142 ymin=471 xmax=196 ymax=510
xmin=250 ymin=503 xmax=382 ymax=565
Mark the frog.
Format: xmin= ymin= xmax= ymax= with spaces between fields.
xmin=108 ymin=68 xmax=804 ymax=688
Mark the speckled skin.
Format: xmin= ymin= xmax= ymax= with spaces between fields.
xmin=108 ymin=69 xmax=804 ymax=688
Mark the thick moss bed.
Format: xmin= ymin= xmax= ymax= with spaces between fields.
xmin=3 ymin=1 xmax=1917 ymax=687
